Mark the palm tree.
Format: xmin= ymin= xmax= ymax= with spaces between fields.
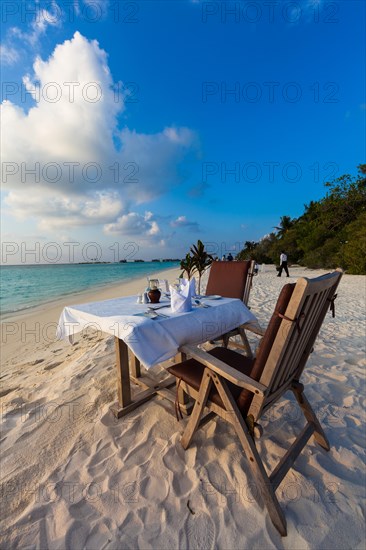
xmin=190 ymin=240 xmax=213 ymax=294
xmin=274 ymin=216 xmax=294 ymax=238
xmin=244 ymin=240 xmax=257 ymax=252
xmin=179 ymin=253 xmax=195 ymax=280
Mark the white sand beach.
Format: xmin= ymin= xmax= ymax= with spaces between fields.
xmin=1 ymin=266 xmax=365 ymax=549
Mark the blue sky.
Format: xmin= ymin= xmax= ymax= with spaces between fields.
xmin=1 ymin=0 xmax=365 ymax=263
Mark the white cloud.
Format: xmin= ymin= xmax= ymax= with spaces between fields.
xmin=118 ymin=126 xmax=197 ymax=202
xmin=170 ymin=216 xmax=200 ymax=232
xmin=4 ymin=189 xmax=124 ymax=231
xmin=104 ymin=212 xmax=160 ymax=238
xmin=0 ymin=44 xmax=20 ymax=66
xmin=9 ymin=1 xmax=62 ymax=47
xmin=1 ymin=32 xmax=197 ymax=235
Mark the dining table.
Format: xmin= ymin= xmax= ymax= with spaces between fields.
xmin=57 ymin=294 xmax=262 ymax=418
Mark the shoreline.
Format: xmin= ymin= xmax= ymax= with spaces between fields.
xmin=1 ymin=265 xmax=181 ymax=362
xmin=0 ymin=262 xmax=180 ymax=320
xmin=0 ymin=265 xmax=180 ymax=323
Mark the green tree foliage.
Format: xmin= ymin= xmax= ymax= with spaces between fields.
xmin=340 ymin=212 xmax=366 ymax=274
xmin=273 ymin=215 xmax=294 ymax=237
xmin=237 ymin=165 xmax=366 ymax=274
xmin=237 ymin=234 xmax=277 ymax=264
xmin=180 ymin=240 xmax=213 ymax=294
xmin=190 ymin=239 xmax=213 ymax=294
xmin=180 ymin=253 xmax=195 ymax=280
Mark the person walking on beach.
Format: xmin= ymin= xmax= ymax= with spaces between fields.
xmin=277 ymin=251 xmax=290 ymax=277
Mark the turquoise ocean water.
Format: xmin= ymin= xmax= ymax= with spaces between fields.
xmin=0 ymin=262 xmax=179 ymax=316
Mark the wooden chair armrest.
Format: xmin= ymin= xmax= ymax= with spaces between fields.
xmin=179 ymin=344 xmax=267 ymax=396
xmin=242 ymin=321 xmax=266 ymax=337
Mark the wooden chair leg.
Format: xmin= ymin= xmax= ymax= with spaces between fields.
xmin=181 ymin=372 xmax=212 ymax=450
xmin=212 ymin=375 xmax=287 ymax=536
xmin=239 ymin=327 xmax=253 ymax=358
xmin=292 ymin=383 xmax=330 ymax=451
xmin=236 ymin=418 xmax=287 ymax=536
xmin=176 ymin=380 xmax=194 ymax=415
xmin=222 ymin=334 xmax=230 ymax=348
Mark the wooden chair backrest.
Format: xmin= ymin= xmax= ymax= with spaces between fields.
xmin=205 ymin=260 xmax=255 ymax=305
xmin=238 ymin=270 xmax=342 ymax=419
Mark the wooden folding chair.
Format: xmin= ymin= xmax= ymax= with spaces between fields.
xmin=205 ymin=260 xmax=255 ymax=304
xmin=168 ymin=270 xmax=342 ymax=536
xmin=205 ymin=260 xmax=256 ymax=355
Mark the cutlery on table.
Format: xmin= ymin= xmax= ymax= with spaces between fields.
xmin=194 ymin=299 xmax=210 ymax=308
xmin=144 ymin=310 xmax=169 ymax=319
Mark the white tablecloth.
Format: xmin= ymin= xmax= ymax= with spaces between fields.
xmin=58 ymin=296 xmax=260 ymax=369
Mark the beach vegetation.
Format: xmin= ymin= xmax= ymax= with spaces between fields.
xmin=180 ymin=253 xmax=196 ymax=280
xmin=180 ymin=240 xmax=213 ymax=293
xmin=237 ymin=165 xmax=366 ymax=274
xmin=190 ymin=239 xmax=214 ymax=294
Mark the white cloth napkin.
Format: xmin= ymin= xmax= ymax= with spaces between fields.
xmin=179 ymin=277 xmax=196 ymax=298
xmin=170 ymin=279 xmax=195 ymax=313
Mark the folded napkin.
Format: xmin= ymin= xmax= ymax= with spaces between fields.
xmin=170 ymin=278 xmax=195 ymax=313
xmin=179 ymin=277 xmax=196 ymax=298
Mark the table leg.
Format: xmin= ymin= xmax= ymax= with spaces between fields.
xmin=114 ymin=337 xmax=131 ymax=407
xmin=110 ymin=338 xmax=176 ymax=419
xmin=130 ymin=354 xmax=141 ymax=378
